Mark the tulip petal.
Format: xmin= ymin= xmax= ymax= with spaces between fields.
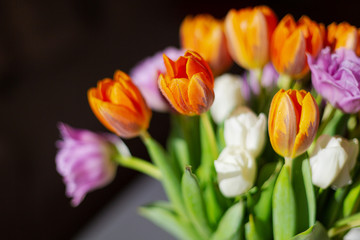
xmin=188 ymin=73 xmax=214 ymax=114
xmin=293 ymin=93 xmax=319 ymax=158
xmin=281 ymin=29 xmax=306 ymax=75
xmin=269 ymin=90 xmax=297 ymax=157
xmin=310 ymin=146 xmax=347 ymax=189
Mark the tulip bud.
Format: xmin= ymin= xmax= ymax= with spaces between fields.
xmin=310 ymin=135 xmax=359 ymax=189
xmin=271 ymin=15 xmax=323 ymax=78
xmin=88 ymin=70 xmax=152 ymax=138
xmin=214 ymin=146 xmax=256 ymax=197
xmin=158 ymin=50 xmax=214 ymax=115
xmin=268 ymin=89 xmax=320 ymax=159
xmin=210 ymin=74 xmax=245 ymax=123
xmin=225 ymin=5 xmax=277 ymax=69
xmin=180 ymin=14 xmax=233 ymax=76
xmin=326 ymin=22 xmax=358 ymax=52
xmin=224 ymin=107 xmax=267 ymax=157
xmin=55 ymin=123 xmax=130 ymax=206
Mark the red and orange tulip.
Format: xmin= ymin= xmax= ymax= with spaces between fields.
xmin=326 ymin=22 xmax=358 ymax=52
xmin=88 ymin=71 xmax=152 ymax=138
xmin=271 ymin=15 xmax=323 ymax=78
xmin=225 ymin=5 xmax=277 ymax=70
xmin=268 ymin=89 xmax=319 ymax=159
xmin=158 ymin=50 xmax=214 ymax=115
xmin=180 ymin=14 xmax=232 ymax=76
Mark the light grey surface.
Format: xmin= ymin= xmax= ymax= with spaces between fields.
xmin=75 ymin=176 xmax=175 ymax=240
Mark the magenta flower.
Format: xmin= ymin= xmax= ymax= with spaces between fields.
xmin=55 ymin=123 xmax=130 ymax=206
xmin=130 ymin=47 xmax=185 ymax=112
xmin=308 ymin=47 xmax=360 ymax=113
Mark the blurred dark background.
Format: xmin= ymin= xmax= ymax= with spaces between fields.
xmin=1 ymin=0 xmax=360 ymax=239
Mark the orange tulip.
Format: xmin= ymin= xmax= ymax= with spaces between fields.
xmin=180 ymin=14 xmax=232 ymax=76
xmin=88 ymin=70 xmax=151 ymax=138
xmin=158 ymin=50 xmax=214 ymax=115
xmin=268 ymin=89 xmax=319 ymax=159
xmin=326 ymin=22 xmax=358 ymax=52
xmin=271 ymin=15 xmax=323 ymax=78
xmin=224 ymin=5 xmax=277 ymax=69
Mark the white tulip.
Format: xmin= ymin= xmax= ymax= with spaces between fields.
xmin=224 ymin=107 xmax=267 ymax=157
xmin=344 ymin=227 xmax=360 ymax=240
xmin=211 ymin=74 xmax=244 ymax=124
xmin=310 ymin=135 xmax=359 ymax=189
xmin=214 ymin=146 xmax=256 ymax=197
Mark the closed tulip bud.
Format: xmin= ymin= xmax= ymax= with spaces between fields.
xmin=210 ymin=74 xmax=245 ymax=123
xmin=180 ymin=14 xmax=232 ymax=76
xmin=271 ymin=15 xmax=323 ymax=78
xmin=224 ymin=107 xmax=267 ymax=158
xmin=158 ymin=50 xmax=214 ymax=115
xmin=326 ymin=22 xmax=358 ymax=52
xmin=214 ymin=146 xmax=256 ymax=197
xmin=310 ymin=135 xmax=359 ymax=189
xmin=268 ymin=89 xmax=320 ymax=159
xmin=88 ymin=71 xmax=152 ymax=138
xmin=225 ymin=6 xmax=277 ymax=70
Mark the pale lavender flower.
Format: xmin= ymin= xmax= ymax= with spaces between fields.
xmin=55 ymin=123 xmax=130 ymax=206
xmin=130 ymin=47 xmax=185 ymax=112
xmin=243 ymin=62 xmax=279 ymax=96
xmin=308 ymin=47 xmax=360 ymax=113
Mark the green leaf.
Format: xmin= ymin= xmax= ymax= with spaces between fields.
xmin=291 ymin=222 xmax=329 ymax=240
xmin=301 ymin=158 xmax=316 ymax=227
xmin=203 ymin=180 xmax=224 ymax=228
xmin=211 ymin=201 xmax=245 ymax=240
xmin=322 ymin=109 xmax=349 ymax=136
xmin=343 ymin=179 xmax=360 ymax=217
xmin=142 ymin=136 xmax=184 ymax=217
xmin=139 ymin=201 xmax=201 ymax=240
xmin=251 ymin=161 xmax=282 ymax=240
xmin=328 ymin=212 xmax=360 ymax=237
xmin=291 ymin=153 xmax=316 ymax=232
xmin=171 ymin=115 xmax=201 ymax=169
xmin=273 ymin=164 xmax=296 ymax=240
xmin=246 ymin=214 xmax=268 ymax=240
xmin=322 ymin=188 xmax=348 ymax=228
xmin=168 ymin=137 xmax=190 ymax=173
xmin=182 ymin=167 xmax=211 ymax=239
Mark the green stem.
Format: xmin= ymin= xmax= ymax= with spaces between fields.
xmin=200 ymin=113 xmax=218 ymax=160
xmin=292 ymin=81 xmax=302 ymax=90
xmin=316 ymin=103 xmax=337 ymax=139
xmin=140 ymin=131 xmax=187 ymax=219
xmin=277 ymin=74 xmax=293 ymax=90
xmin=115 ymin=156 xmax=162 ymax=180
xmin=328 ymin=213 xmax=360 ymax=237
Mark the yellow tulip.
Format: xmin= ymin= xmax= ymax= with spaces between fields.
xmin=268 ymin=89 xmax=319 ymax=159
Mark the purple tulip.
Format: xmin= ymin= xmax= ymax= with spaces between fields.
xmin=55 ymin=123 xmax=130 ymax=206
xmin=308 ymin=47 xmax=360 ymax=113
xmin=130 ymin=47 xmax=185 ymax=112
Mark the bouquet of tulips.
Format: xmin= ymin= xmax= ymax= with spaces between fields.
xmin=55 ymin=5 xmax=360 ymax=240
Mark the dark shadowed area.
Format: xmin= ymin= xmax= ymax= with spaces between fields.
xmin=1 ymin=0 xmax=360 ymax=239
